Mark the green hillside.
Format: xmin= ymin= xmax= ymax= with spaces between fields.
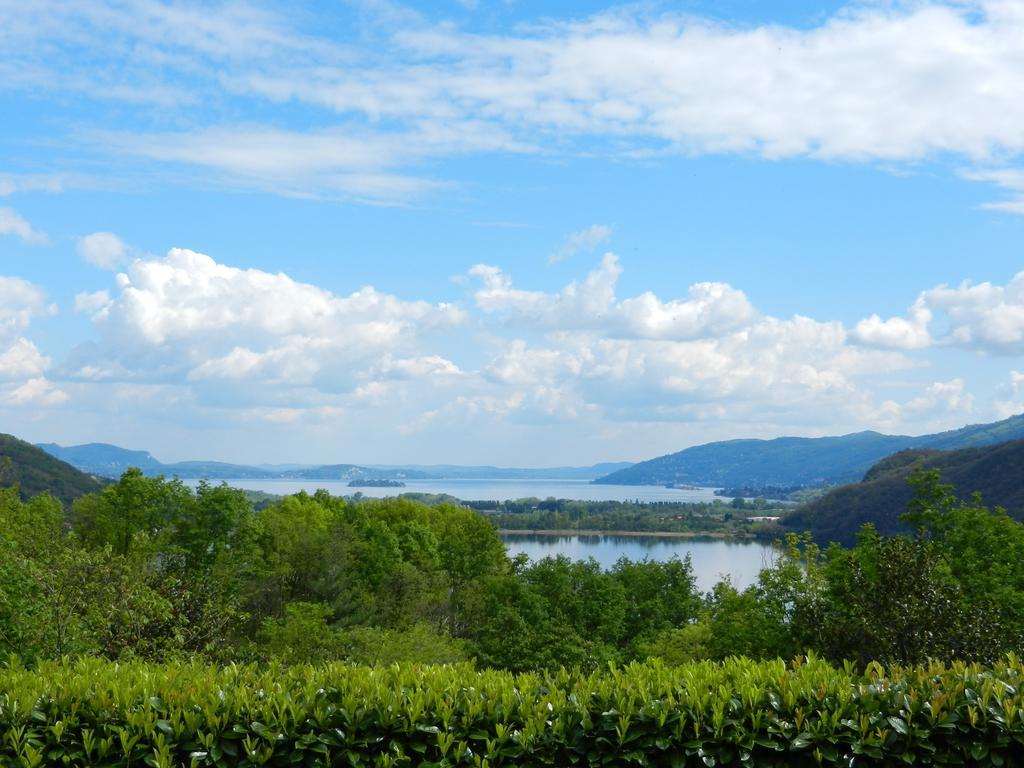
xmin=783 ymin=438 xmax=1024 ymax=545
xmin=596 ymin=413 xmax=1024 ymax=487
xmin=0 ymin=433 xmax=104 ymax=505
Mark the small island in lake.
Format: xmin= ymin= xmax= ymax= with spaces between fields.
xmin=347 ymin=478 xmax=406 ymax=488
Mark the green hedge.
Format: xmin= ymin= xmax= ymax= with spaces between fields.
xmin=1 ymin=654 xmax=1023 ymax=766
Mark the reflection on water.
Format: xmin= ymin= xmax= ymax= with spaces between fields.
xmin=501 ymin=533 xmax=774 ymax=593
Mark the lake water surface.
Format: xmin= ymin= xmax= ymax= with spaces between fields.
xmin=198 ymin=478 xmax=725 ymax=503
xmin=501 ymin=533 xmax=774 ymax=592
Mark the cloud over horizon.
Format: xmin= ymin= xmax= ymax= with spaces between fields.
xmin=0 ymin=246 xmax=1001 ymax=461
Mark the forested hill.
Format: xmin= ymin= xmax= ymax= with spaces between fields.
xmin=0 ymin=433 xmax=104 ymax=505
xmin=595 ymin=413 xmax=1024 ymax=487
xmin=782 ymin=438 xmax=1024 ymax=545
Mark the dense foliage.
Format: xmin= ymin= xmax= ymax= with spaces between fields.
xmin=3 ymin=655 xmax=1024 ymax=767
xmin=3 ymin=466 xmax=1024 ymax=674
xmin=785 ymin=438 xmax=1024 ymax=545
xmin=596 ymin=412 xmax=1024 ymax=487
xmin=0 ymin=473 xmax=708 ymax=669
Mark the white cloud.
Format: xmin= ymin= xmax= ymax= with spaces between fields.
xmin=375 ymin=355 xmax=462 ymax=380
xmin=961 ymin=167 xmax=1024 ymax=214
xmin=471 ymin=253 xmax=757 ymax=339
xmin=0 ymin=207 xmax=47 ymax=244
xmin=548 ymin=224 xmax=612 ymax=264
xmin=230 ymin=2 xmax=1024 ymax=162
xmin=466 ymin=259 xmax=921 ymax=430
xmin=994 ymin=370 xmax=1024 ymax=418
xmin=0 ymin=173 xmax=64 ymax=197
xmin=56 ymin=246 xmax=937 ymax=443
xmin=0 ymin=338 xmax=50 ymax=380
xmin=0 ymin=275 xmax=63 ymax=407
xmin=73 ymin=290 xmax=111 ymax=313
xmin=852 ymin=300 xmax=933 ymax=349
xmin=4 ymin=377 xmax=67 ymax=406
xmin=922 ymin=272 xmax=1024 ymax=352
xmin=854 ymin=271 xmax=1024 ymax=354
xmin=0 ymin=276 xmax=53 ymax=338
xmin=5 ymin=2 xmax=1024 ymax=200
xmin=74 ymin=248 xmax=466 ymax=403
xmin=92 ymin=248 xmax=462 ymax=346
xmin=77 ymin=232 xmax=130 ymax=269
xmin=901 ymin=378 xmax=975 ymax=419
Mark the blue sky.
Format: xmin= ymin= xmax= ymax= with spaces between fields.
xmin=2 ymin=0 xmax=1024 ymax=466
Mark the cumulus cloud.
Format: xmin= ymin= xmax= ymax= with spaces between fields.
xmin=854 ymin=271 xmax=1024 ymax=354
xmin=852 ymin=300 xmax=933 ymax=349
xmin=0 ymin=276 xmax=53 ymax=338
xmin=74 ymin=248 xmax=466 ymax=400
xmin=0 ymin=207 xmax=47 ymax=244
xmin=4 ymin=377 xmax=67 ymax=406
xmin=0 ymin=276 xmax=63 ymax=407
xmin=901 ymin=378 xmax=975 ymax=419
xmin=77 ymin=232 xmax=130 ymax=269
xmin=462 ymin=255 xmax=927 ymax=433
xmin=54 ymin=246 xmax=940 ymax=440
xmin=0 ymin=338 xmax=50 ymax=380
xmin=548 ymin=225 xmax=612 ymax=264
xmin=9 ymin=234 xmax=1020 ymax=453
xmin=471 ymin=253 xmax=757 ymax=339
xmin=922 ymin=273 xmax=1024 ymax=353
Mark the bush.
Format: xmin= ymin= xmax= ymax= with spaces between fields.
xmin=2 ymin=655 xmax=1024 ymax=766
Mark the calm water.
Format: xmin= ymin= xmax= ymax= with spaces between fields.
xmin=193 ymin=478 xmax=726 ymax=503
xmin=502 ymin=533 xmax=774 ymax=592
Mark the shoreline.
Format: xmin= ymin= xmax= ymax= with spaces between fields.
xmin=498 ymin=528 xmax=766 ymax=541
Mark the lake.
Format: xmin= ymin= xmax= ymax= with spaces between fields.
xmin=193 ymin=478 xmax=726 ymax=503
xmin=501 ymin=533 xmax=774 ymax=592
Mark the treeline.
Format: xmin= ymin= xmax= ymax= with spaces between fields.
xmin=2 ymin=468 xmax=1024 ymax=671
xmin=466 ymin=497 xmax=784 ymax=536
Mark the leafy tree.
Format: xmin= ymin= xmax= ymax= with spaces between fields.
xmin=610 ymin=556 xmax=700 ymax=653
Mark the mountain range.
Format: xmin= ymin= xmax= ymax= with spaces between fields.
xmin=782 ymin=438 xmax=1024 ymax=545
xmin=36 ymin=442 xmax=631 ymax=482
xmin=594 ymin=413 xmax=1024 ymax=488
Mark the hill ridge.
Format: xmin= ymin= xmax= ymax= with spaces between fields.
xmin=783 ymin=438 xmax=1024 ymax=545
xmin=1 ymin=434 xmax=104 ymax=506
xmin=594 ymin=413 xmax=1024 ymax=488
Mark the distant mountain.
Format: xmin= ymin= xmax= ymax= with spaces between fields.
xmin=38 ymin=442 xmax=163 ymax=477
xmin=2 ymin=434 xmax=104 ymax=505
xmin=783 ymin=439 xmax=1024 ymax=546
xmin=35 ymin=442 xmax=620 ymax=483
xmin=366 ymin=463 xmax=634 ymax=480
xmin=594 ymin=414 xmax=1024 ymax=488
